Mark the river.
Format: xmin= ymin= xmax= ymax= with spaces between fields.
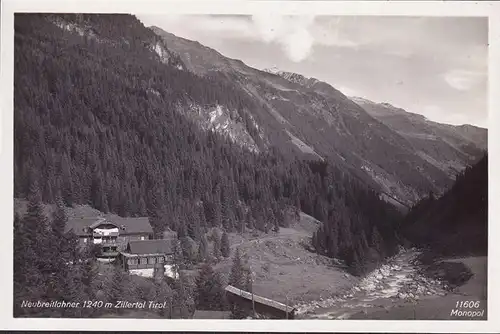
xmin=295 ymin=248 xmax=448 ymax=319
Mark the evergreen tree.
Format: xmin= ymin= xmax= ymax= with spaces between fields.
xmin=154 ymin=280 xmax=173 ymax=317
xmin=22 ymin=182 xmax=52 ymax=298
xmin=172 ymin=238 xmax=184 ymax=275
xmin=212 ymin=230 xmax=222 ymax=261
xmin=220 ymin=232 xmax=230 ymax=258
xmin=195 ymin=263 xmax=225 ymax=310
xmin=106 ymin=264 xmax=126 ymax=310
xmin=197 ymin=234 xmax=209 ymax=263
xmin=180 ymin=236 xmax=197 ymax=265
xmin=229 ymin=248 xmax=246 ymax=290
xmin=174 ymin=272 xmax=194 ymax=318
xmin=51 ymin=195 xmax=67 ymax=236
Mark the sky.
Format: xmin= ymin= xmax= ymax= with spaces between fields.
xmin=138 ymin=14 xmax=488 ymax=128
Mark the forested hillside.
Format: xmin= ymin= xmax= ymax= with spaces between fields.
xmin=14 ymin=13 xmax=402 ymax=279
xmin=400 ymin=154 xmax=487 ymax=256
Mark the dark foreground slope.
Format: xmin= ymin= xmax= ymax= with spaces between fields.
xmin=401 ymin=154 xmax=487 ymax=256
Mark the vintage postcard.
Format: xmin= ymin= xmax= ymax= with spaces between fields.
xmin=1 ymin=0 xmax=498 ymax=332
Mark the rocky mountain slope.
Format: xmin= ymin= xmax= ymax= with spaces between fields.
xmin=351 ymin=97 xmax=487 ymax=178
xmin=150 ymin=26 xmax=485 ymax=206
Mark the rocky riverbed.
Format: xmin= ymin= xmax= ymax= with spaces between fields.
xmin=295 ymin=248 xmax=449 ymax=319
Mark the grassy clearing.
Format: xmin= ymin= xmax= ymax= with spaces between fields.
xmin=215 ymin=212 xmax=358 ymax=306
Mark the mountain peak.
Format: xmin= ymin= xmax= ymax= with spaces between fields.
xmin=350 ymin=96 xmax=373 ymax=105
xmin=263 ymin=66 xmax=281 ymax=75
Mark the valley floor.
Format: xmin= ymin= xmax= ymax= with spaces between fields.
xmin=215 ymin=212 xmax=359 ymax=306
xmin=215 ymin=213 xmax=487 ymax=321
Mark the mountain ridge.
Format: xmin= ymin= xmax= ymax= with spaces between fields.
xmin=150 ymin=26 xmax=486 ymax=206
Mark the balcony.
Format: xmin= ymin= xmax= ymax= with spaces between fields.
xmin=93 ymin=237 xmax=118 ymax=246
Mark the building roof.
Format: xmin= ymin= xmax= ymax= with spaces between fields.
xmin=65 ymin=216 xmax=153 ymax=236
xmin=192 ymin=310 xmax=232 ymax=319
xmin=225 ymin=285 xmax=296 ymax=313
xmin=126 ymin=239 xmax=174 ymax=255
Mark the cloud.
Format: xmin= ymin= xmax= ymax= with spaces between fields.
xmin=443 ymin=69 xmax=485 ymax=91
xmin=251 ymin=15 xmax=315 ymax=62
xmin=137 ymin=14 xmax=488 ymax=127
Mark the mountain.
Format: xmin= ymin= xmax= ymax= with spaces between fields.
xmin=351 ymin=97 xmax=487 ymax=178
xmin=400 ymin=154 xmax=487 ymax=256
xmin=14 ymin=13 xmax=403 ymax=274
xmin=150 ymin=26 xmax=485 ymax=206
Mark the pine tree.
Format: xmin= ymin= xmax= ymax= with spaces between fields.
xmin=212 ymin=230 xmax=221 ymax=261
xmin=272 ymin=217 xmax=280 ymax=233
xmin=180 ymin=236 xmax=197 ymax=265
xmin=47 ymin=196 xmax=73 ymax=301
xmin=228 ymin=249 xmax=250 ymax=319
xmin=197 ymin=234 xmax=209 ymax=263
xmin=51 ymin=195 xmax=67 ymax=236
xmin=371 ymin=226 xmax=385 ymax=257
xmin=195 ymin=263 xmax=224 ymax=310
xmin=13 ymin=212 xmax=30 ymax=316
xmin=80 ymin=250 xmax=99 ymax=298
xmin=174 ymin=272 xmax=194 ymax=318
xmin=172 ymin=238 xmax=184 ymax=275
xmin=154 ymin=280 xmax=173 ymax=317
xmin=106 ymin=264 xmax=126 ymax=308
xmin=220 ymin=232 xmax=230 ymax=258
xmin=229 ymin=248 xmax=246 ymax=290
xmin=21 ymin=181 xmax=52 ymax=299
xmin=60 ymin=263 xmax=88 ymax=317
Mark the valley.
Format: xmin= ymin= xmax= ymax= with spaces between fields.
xmin=12 ymin=13 xmax=488 ymax=321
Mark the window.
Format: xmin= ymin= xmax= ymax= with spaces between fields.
xmin=158 ymin=257 xmax=164 ymax=263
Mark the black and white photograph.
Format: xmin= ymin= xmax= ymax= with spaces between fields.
xmin=2 ymin=0 xmax=498 ymax=332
